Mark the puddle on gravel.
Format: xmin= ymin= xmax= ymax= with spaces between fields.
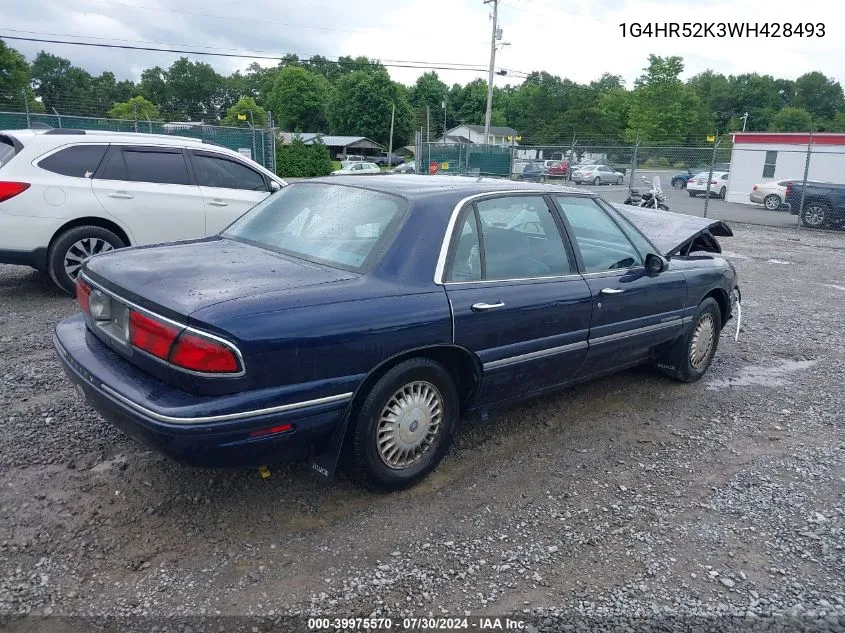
xmin=766 ymin=259 xmax=792 ymax=265
xmin=822 ymin=284 xmax=845 ymax=292
xmin=706 ymin=359 xmax=817 ymax=390
xmin=719 ymin=250 xmax=749 ymax=260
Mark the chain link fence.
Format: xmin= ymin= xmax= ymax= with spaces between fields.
xmin=415 ymin=134 xmax=845 ymax=232
xmin=0 ymin=110 xmax=278 ymax=172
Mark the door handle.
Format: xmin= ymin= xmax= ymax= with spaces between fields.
xmin=208 ymin=199 xmax=228 ymax=207
xmin=600 ymin=287 xmax=625 ymax=295
xmin=107 ymin=192 xmax=134 ymax=199
xmin=471 ymin=301 xmax=505 ymax=312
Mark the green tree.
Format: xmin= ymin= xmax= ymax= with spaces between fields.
xmin=0 ymin=41 xmax=36 ymax=111
xmin=30 ymin=52 xmax=93 ymax=115
xmin=276 ymin=133 xmax=312 ymax=177
xmin=687 ymin=70 xmax=734 ymax=132
xmin=90 ymin=72 xmax=135 ymax=117
xmin=107 ymin=96 xmax=161 ymax=121
xmin=792 ymin=71 xmax=844 ymax=122
xmin=221 ymin=96 xmax=266 ymax=127
xmin=328 ymin=69 xmax=413 ymax=146
xmin=163 ymin=57 xmax=224 ymax=120
xmin=267 ymin=66 xmax=330 ymax=131
xmin=139 ymin=66 xmax=169 ymax=110
xmin=626 ymin=55 xmax=708 ymax=144
xmin=307 ymin=137 xmax=333 ymax=176
xmin=768 ymin=107 xmax=814 ymax=131
xmin=409 ymin=71 xmax=449 ymax=139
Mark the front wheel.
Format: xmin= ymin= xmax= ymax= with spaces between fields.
xmin=349 ymin=358 xmax=458 ymax=491
xmin=688 ymin=191 xmax=697 ymax=197
xmin=658 ymin=203 xmax=669 ymax=211
xmin=719 ymin=187 xmax=727 ymax=199
xmin=593 ymin=176 xmax=601 ymax=186
xmin=672 ymin=179 xmax=685 ymax=190
xmin=616 ymin=176 xmax=623 ymax=185
xmin=657 ymin=297 xmax=722 ymax=383
xmin=48 ymin=225 xmax=126 ymax=294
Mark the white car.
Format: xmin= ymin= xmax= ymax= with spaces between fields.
xmin=0 ymin=128 xmax=285 ymax=293
xmin=331 ymin=162 xmax=381 ymax=176
xmin=687 ymin=171 xmax=729 ymax=199
xmin=571 ymin=164 xmax=624 ymax=185
xmin=750 ymin=180 xmax=790 ymax=210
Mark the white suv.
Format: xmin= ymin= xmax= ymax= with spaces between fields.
xmin=0 ymin=128 xmax=286 ymax=293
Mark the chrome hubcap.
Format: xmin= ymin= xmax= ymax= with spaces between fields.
xmin=804 ymin=206 xmax=825 ymax=226
xmin=689 ymin=313 xmax=715 ymax=369
xmin=377 ymin=381 xmax=443 ymax=470
xmin=64 ymin=238 xmax=113 ymax=279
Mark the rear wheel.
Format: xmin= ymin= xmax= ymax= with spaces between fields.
xmin=719 ymin=186 xmax=727 ymax=199
xmin=48 ymin=225 xmax=126 ymax=294
xmin=672 ymin=179 xmax=685 ymax=190
xmin=349 ymin=358 xmax=458 ymax=491
xmin=616 ymin=176 xmax=623 ymax=185
xmin=688 ymin=191 xmax=697 ymax=197
xmin=657 ymin=297 xmax=722 ymax=383
xmin=593 ymin=176 xmax=601 ymax=186
xmin=763 ymin=194 xmax=781 ymax=210
xmin=801 ymin=202 xmax=829 ymax=228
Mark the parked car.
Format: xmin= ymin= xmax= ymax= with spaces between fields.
xmin=687 ymin=171 xmax=729 ymax=198
xmin=572 ymin=164 xmax=624 ymax=185
xmin=520 ymin=162 xmax=547 ymax=182
xmin=338 ymin=154 xmax=365 ymax=163
xmin=750 ymin=180 xmax=790 ymax=210
xmin=392 ymin=160 xmax=416 ymax=174
xmin=546 ymin=160 xmax=569 ymax=179
xmin=54 ymin=176 xmax=740 ymax=491
xmin=0 ymin=128 xmax=285 ymax=293
xmin=331 ymin=162 xmax=381 ymax=175
xmin=671 ymin=164 xmax=730 ymax=190
xmin=783 ymin=181 xmax=845 ymax=229
xmin=373 ymin=154 xmax=407 ymax=167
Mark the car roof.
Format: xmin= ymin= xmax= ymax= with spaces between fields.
xmin=3 ymin=128 xmax=205 ymax=147
xmin=306 ymin=174 xmax=591 ymax=200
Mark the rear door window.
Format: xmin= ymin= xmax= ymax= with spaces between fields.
xmin=98 ymin=147 xmax=193 ymax=185
xmin=0 ymin=137 xmax=18 ymax=168
xmin=190 ymin=152 xmax=268 ymax=191
xmin=38 ymin=145 xmax=108 ymax=178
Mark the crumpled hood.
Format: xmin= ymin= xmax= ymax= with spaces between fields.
xmin=613 ymin=204 xmax=733 ymax=257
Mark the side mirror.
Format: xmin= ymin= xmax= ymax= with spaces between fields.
xmin=269 ymin=180 xmax=282 ymax=192
xmin=645 ymin=253 xmax=667 ymax=274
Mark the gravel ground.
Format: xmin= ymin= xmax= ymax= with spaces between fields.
xmin=1 ymin=224 xmax=844 ymax=632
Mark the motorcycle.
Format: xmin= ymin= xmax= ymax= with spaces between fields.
xmin=623 ymin=176 xmax=669 ymax=211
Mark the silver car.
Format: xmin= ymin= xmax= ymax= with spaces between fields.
xmin=572 ymin=164 xmax=625 ymax=185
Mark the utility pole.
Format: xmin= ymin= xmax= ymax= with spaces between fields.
xmin=23 ymin=90 xmax=30 ymax=128
xmin=483 ymin=0 xmax=499 ymax=144
xmin=442 ymin=98 xmax=447 ymax=142
xmin=741 ymin=112 xmax=749 ymax=132
xmin=426 ymin=105 xmax=431 ymax=143
xmin=133 ymin=100 xmax=139 ymax=133
xmin=388 ymin=103 xmax=395 ymax=165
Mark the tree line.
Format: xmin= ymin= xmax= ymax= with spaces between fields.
xmin=2 ymin=40 xmax=844 ymax=148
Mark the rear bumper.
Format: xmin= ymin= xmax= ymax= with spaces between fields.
xmin=53 ymin=315 xmax=349 ymax=468
xmin=0 ymin=247 xmax=48 ymax=270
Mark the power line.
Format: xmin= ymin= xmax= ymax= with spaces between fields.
xmin=0 ymin=35 xmax=506 ymax=73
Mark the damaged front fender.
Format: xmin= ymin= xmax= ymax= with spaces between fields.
xmin=613 ymin=203 xmax=733 ymax=257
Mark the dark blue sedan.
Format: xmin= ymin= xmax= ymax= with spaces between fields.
xmin=54 ymin=176 xmax=741 ymax=491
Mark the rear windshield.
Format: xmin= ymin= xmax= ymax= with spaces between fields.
xmin=0 ymin=137 xmax=18 ymax=169
xmin=223 ymin=182 xmax=407 ymax=272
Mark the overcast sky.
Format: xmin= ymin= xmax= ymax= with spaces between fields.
xmin=0 ymin=0 xmax=839 ymax=88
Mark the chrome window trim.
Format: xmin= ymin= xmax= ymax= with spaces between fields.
xmin=433 ymin=189 xmax=579 ymax=285
xmin=79 ymin=272 xmax=247 ymax=378
xmin=442 ymin=273 xmax=583 ymax=286
xmin=483 ymin=340 xmax=588 ymax=371
xmin=99 ymin=384 xmax=353 ymax=424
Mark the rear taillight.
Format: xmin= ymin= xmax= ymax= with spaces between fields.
xmin=169 ymin=331 xmax=239 ymax=373
xmin=786 ymin=183 xmax=793 ymax=195
xmin=710 ymin=180 xmax=717 ymax=185
xmin=752 ymin=185 xmax=758 ymax=191
xmin=76 ymin=277 xmax=92 ymax=315
xmin=0 ymin=181 xmax=30 ymax=203
xmin=129 ymin=310 xmax=182 ymax=360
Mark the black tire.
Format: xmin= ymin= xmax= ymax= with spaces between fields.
xmin=763 ymin=194 xmax=781 ymax=211
xmin=719 ymin=186 xmax=726 ymax=200
xmin=800 ymin=202 xmax=829 ymax=228
xmin=593 ymin=176 xmax=601 ymax=186
xmin=616 ymin=176 xmax=623 ymax=185
xmin=48 ymin=225 xmax=126 ymax=294
xmin=672 ymin=179 xmax=685 ymax=190
xmin=658 ymin=203 xmax=669 ymax=211
xmin=348 ymin=358 xmax=458 ymax=492
xmin=657 ymin=297 xmax=722 ymax=383
xmin=688 ymin=191 xmax=697 ymax=197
